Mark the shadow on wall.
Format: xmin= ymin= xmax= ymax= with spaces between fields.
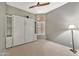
xmin=48 ymin=30 xmax=79 ymax=50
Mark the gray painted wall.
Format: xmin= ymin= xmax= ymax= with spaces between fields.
xmin=46 ymin=2 xmax=79 ymax=49
xmin=0 ymin=2 xmax=6 ymax=52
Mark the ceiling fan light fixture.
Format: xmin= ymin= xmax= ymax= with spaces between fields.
xmin=29 ymin=2 xmax=50 ymax=9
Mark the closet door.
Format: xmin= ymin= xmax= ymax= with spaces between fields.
xmin=25 ymin=18 xmax=36 ymax=43
xmin=13 ymin=15 xmax=25 ymax=46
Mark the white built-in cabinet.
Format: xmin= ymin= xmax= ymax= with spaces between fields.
xmin=6 ymin=15 xmax=37 ymax=48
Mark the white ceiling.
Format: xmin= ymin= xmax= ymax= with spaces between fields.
xmin=7 ymin=2 xmax=68 ymax=14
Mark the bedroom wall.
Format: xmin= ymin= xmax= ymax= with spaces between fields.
xmin=46 ymin=2 xmax=79 ymax=49
xmin=0 ymin=2 xmax=6 ymax=52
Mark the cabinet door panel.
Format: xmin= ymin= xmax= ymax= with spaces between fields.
xmin=6 ymin=37 xmax=12 ymax=48
xmin=13 ymin=16 xmax=25 ymax=46
xmin=25 ymin=18 xmax=36 ymax=43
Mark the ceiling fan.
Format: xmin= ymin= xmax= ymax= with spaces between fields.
xmin=29 ymin=2 xmax=50 ymax=9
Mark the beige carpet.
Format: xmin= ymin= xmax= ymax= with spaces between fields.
xmin=6 ymin=39 xmax=79 ymax=56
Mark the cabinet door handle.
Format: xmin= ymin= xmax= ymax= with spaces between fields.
xmin=35 ymin=22 xmax=36 ymax=34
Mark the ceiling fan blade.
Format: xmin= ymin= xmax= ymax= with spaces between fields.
xmin=29 ymin=2 xmax=50 ymax=9
xmin=29 ymin=5 xmax=37 ymax=8
xmin=39 ymin=2 xmax=50 ymax=6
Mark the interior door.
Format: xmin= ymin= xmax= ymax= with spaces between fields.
xmin=25 ymin=18 xmax=36 ymax=43
xmin=13 ymin=15 xmax=25 ymax=46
